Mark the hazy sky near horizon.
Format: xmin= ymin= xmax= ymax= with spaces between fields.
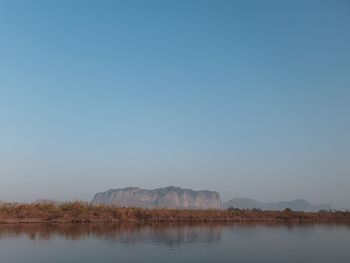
xmin=0 ymin=0 xmax=349 ymax=208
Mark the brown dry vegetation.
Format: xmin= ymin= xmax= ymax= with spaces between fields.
xmin=0 ymin=202 xmax=349 ymax=224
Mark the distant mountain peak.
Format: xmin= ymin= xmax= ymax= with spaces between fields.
xmin=223 ymin=198 xmax=333 ymax=212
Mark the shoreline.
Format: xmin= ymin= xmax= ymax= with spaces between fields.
xmin=1 ymin=218 xmax=350 ymax=224
xmin=1 ymin=202 xmax=350 ymax=224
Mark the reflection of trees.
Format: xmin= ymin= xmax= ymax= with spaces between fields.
xmin=0 ymin=223 xmax=223 ymax=247
xmin=1 ymin=223 xmax=349 ymax=247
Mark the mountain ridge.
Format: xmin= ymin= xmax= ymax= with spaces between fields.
xmin=223 ymin=197 xmax=333 ymax=212
xmin=91 ymin=186 xmax=335 ymax=211
xmin=92 ymin=186 xmax=222 ymax=209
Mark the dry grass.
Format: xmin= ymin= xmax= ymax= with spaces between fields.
xmin=0 ymin=202 xmax=349 ymax=224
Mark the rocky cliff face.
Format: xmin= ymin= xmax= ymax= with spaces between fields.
xmin=92 ymin=186 xmax=221 ymax=209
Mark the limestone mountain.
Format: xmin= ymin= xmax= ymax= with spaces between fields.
xmin=92 ymin=186 xmax=221 ymax=209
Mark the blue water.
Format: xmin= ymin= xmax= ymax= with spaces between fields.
xmin=0 ymin=223 xmax=349 ymax=263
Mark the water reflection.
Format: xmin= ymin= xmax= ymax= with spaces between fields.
xmin=0 ymin=223 xmax=223 ymax=247
xmin=1 ymin=222 xmax=349 ymax=246
xmin=1 ymin=223 xmax=350 ymax=263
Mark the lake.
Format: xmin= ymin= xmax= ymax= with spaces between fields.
xmin=0 ymin=223 xmax=349 ymax=263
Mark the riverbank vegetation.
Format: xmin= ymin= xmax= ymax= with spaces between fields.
xmin=0 ymin=201 xmax=349 ymax=224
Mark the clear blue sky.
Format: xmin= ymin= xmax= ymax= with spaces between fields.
xmin=0 ymin=0 xmax=349 ymax=208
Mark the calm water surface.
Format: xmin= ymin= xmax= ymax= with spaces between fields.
xmin=0 ymin=223 xmax=349 ymax=263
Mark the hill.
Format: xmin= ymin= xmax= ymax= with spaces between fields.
xmin=92 ymin=186 xmax=221 ymax=209
xmin=223 ymin=198 xmax=333 ymax=212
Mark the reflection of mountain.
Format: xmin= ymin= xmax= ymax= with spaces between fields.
xmin=0 ymin=224 xmax=222 ymax=247
xmin=104 ymin=225 xmax=222 ymax=247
